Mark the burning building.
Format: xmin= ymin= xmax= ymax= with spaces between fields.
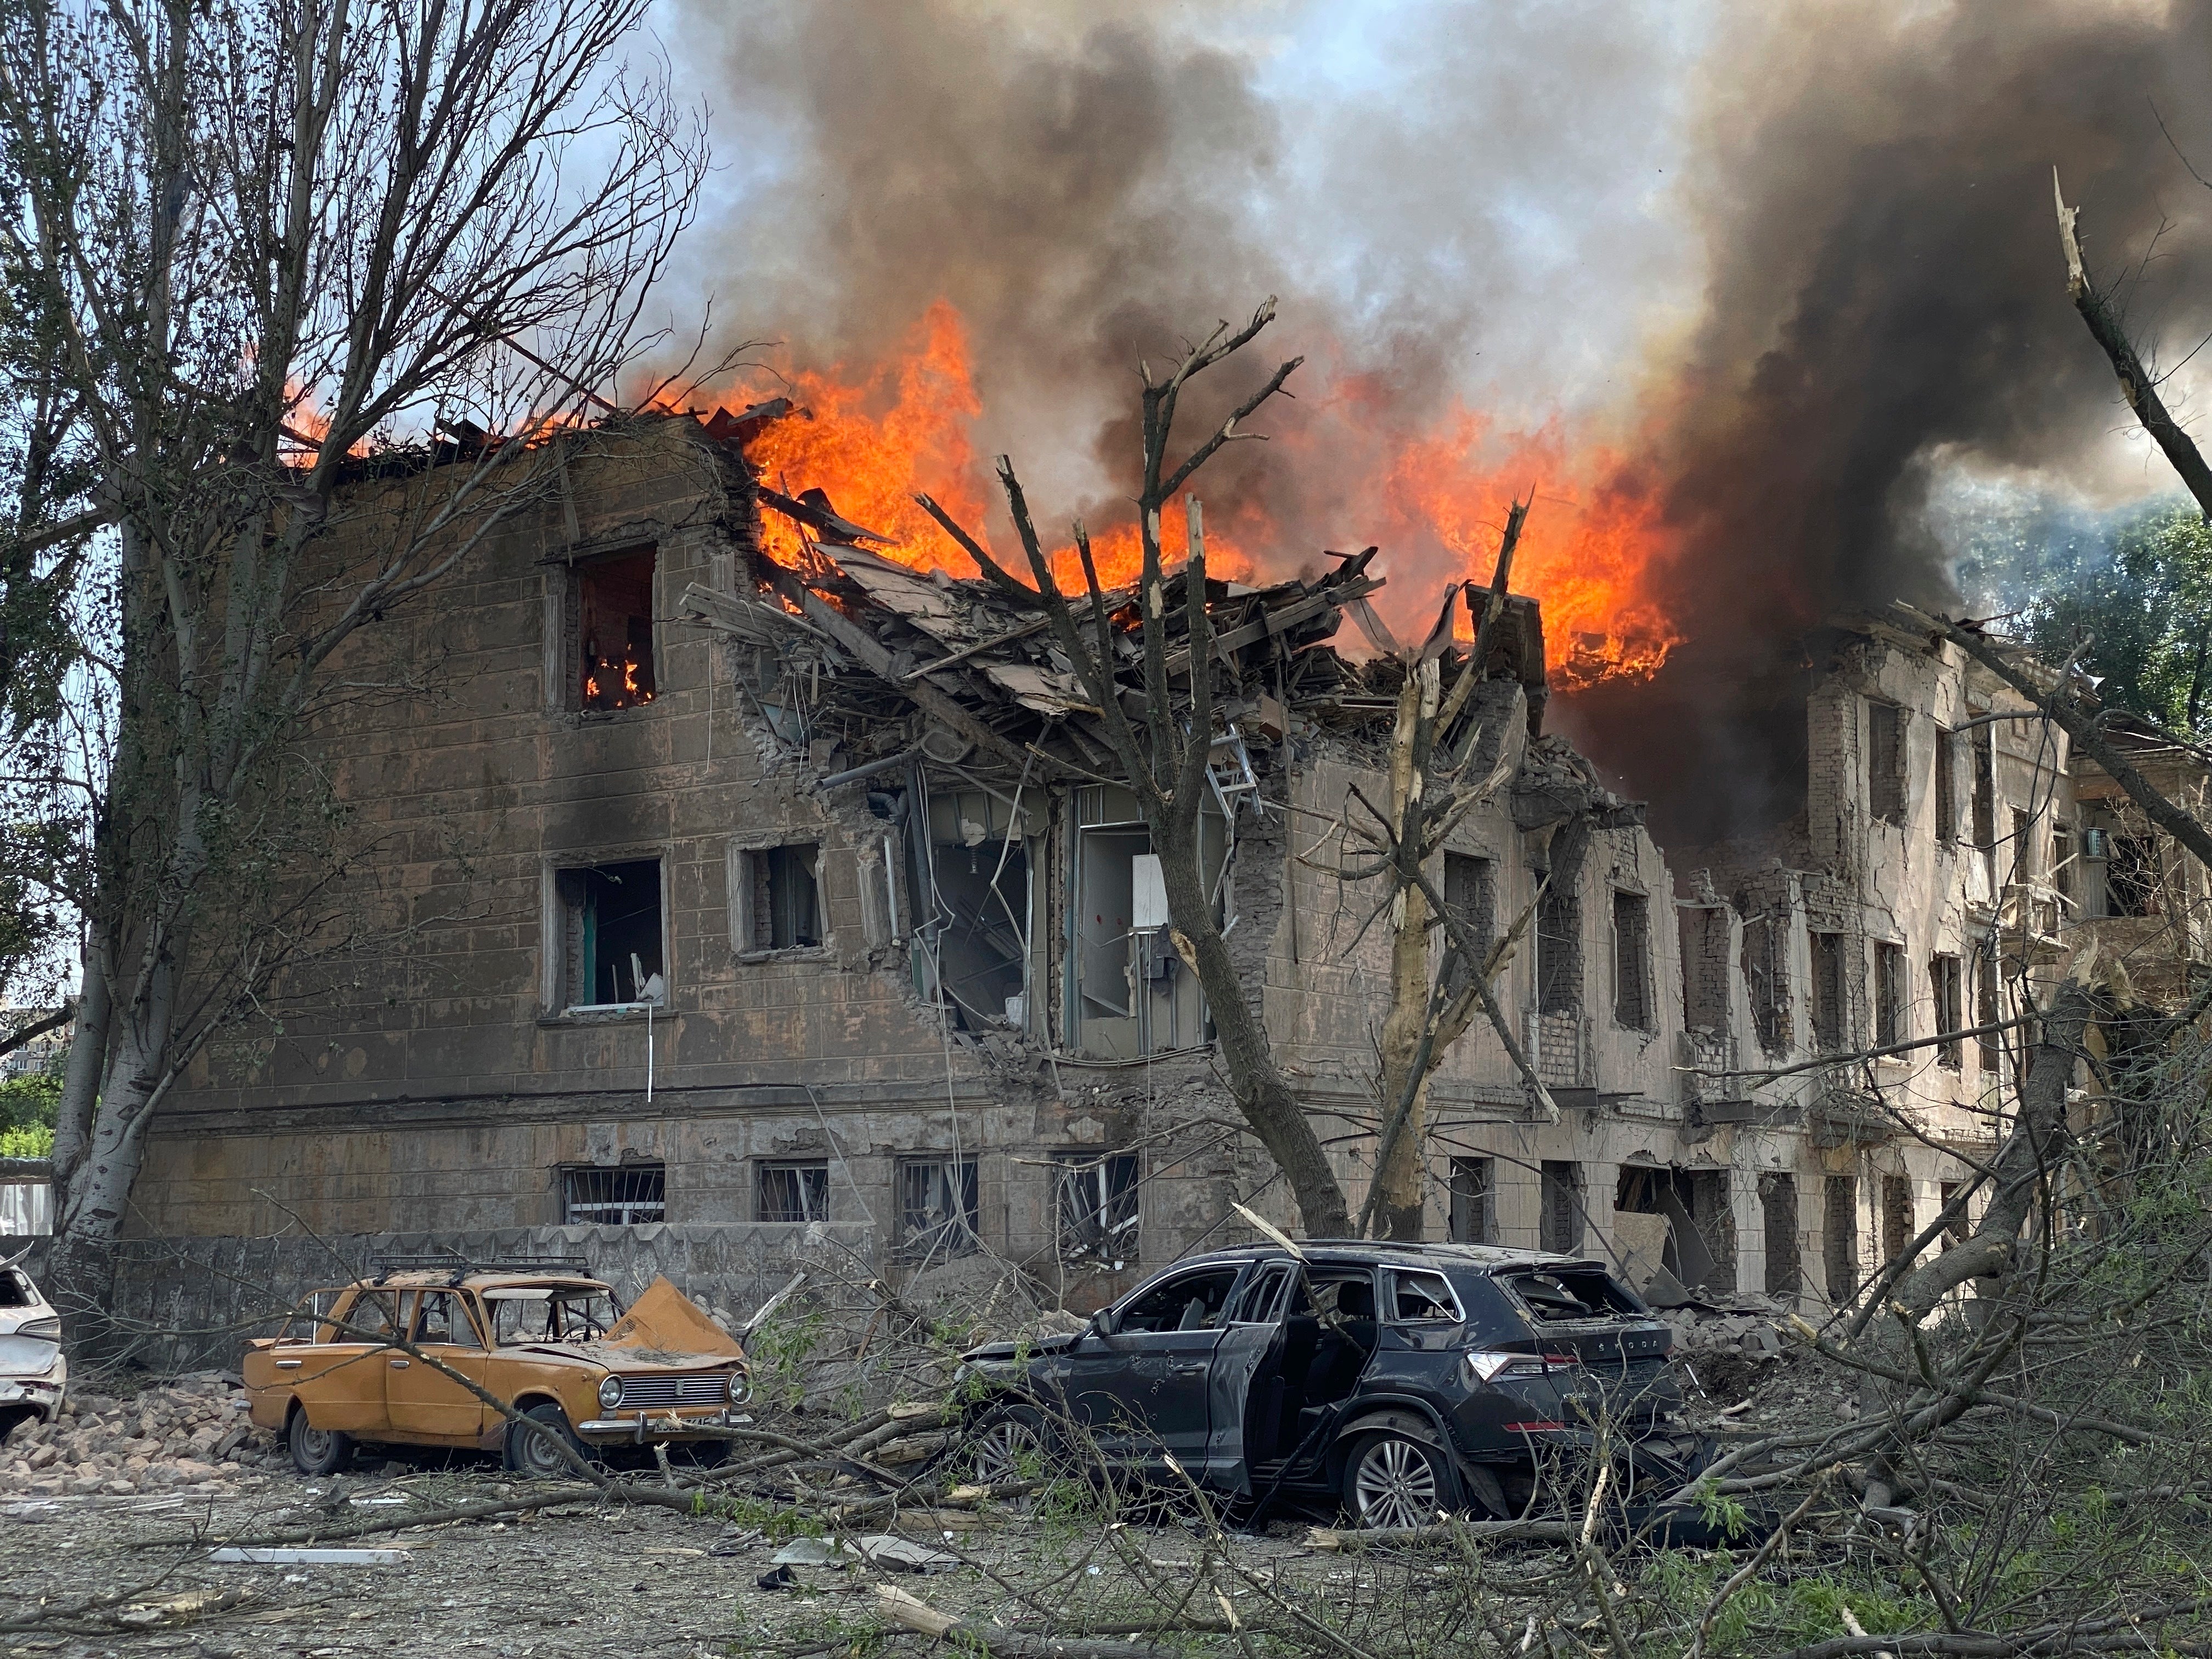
xmin=118 ymin=407 xmax=2208 ymax=1312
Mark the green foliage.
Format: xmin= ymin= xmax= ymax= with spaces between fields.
xmin=1962 ymin=494 xmax=2212 ymax=736
xmin=0 ymin=1070 xmax=57 ymax=1154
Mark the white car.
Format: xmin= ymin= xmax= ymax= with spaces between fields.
xmin=0 ymin=1254 xmax=65 ymax=1436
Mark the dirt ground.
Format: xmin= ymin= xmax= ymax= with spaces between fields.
xmin=0 ymin=1460 xmax=1344 ymax=1659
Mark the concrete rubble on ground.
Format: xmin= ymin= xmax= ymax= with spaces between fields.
xmin=0 ymin=1370 xmax=281 ymax=1497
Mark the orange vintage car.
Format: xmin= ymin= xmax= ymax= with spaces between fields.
xmin=241 ymin=1260 xmax=752 ymax=1478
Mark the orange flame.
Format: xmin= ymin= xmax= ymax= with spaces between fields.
xmin=1381 ymin=412 xmax=1681 ymax=690
xmin=719 ymin=304 xmax=1680 ymax=686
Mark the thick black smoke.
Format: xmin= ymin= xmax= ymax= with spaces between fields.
xmin=676 ymin=0 xmax=2212 ymax=846
xmin=1565 ymin=0 xmax=2212 ymax=843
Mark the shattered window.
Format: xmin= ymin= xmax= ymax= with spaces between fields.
xmin=1540 ymin=1160 xmax=1583 ymax=1255
xmin=896 ymin=1158 xmax=979 ymax=1259
xmin=1448 ymin=1156 xmax=1494 ymax=1244
xmin=1759 ymin=1173 xmax=1801 ymax=1297
xmin=922 ymin=788 xmax=1031 ymax=1030
xmin=561 ymin=1163 xmax=667 ymax=1226
xmin=1611 ymin=889 xmax=1652 ymax=1031
xmin=1442 ymin=852 xmax=1494 ymax=994
xmin=1536 ymin=879 xmax=1581 ymax=1015
xmin=1930 ymin=955 xmax=1963 ymax=1070
xmin=1875 ymin=942 xmax=1904 ymax=1049
xmin=757 ymin=1162 xmax=830 ymax=1223
xmin=1740 ymin=911 xmax=1790 ymax=1055
xmin=555 ymin=859 xmax=664 ymax=1009
xmin=1116 ymin=1267 xmax=1240 ymax=1333
xmin=1810 ymin=932 xmax=1847 ymax=1053
xmin=1388 ymin=1269 xmax=1462 ymax=1324
xmin=737 ymin=843 xmax=823 ymax=952
xmin=572 ymin=547 xmax=658 ymax=712
xmin=1933 ymin=726 xmax=1959 ymax=843
xmin=1867 ymin=701 xmax=1906 ymax=822
xmin=1976 ymin=942 xmax=2003 ymax=1074
xmin=1054 ymin=1152 xmax=1139 ymax=1264
xmin=1824 ymin=1175 xmax=1859 ymax=1304
xmin=2107 ymin=836 xmax=2161 ymax=917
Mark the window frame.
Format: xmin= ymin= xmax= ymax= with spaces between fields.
xmin=556 ymin=543 xmax=662 ymax=716
xmin=1053 ymin=1150 xmax=1141 ymax=1263
xmin=558 ymin=1161 xmax=669 ymax=1226
xmin=756 ymin=1160 xmax=832 ymax=1224
xmin=894 ymin=1156 xmax=981 ymax=1260
xmin=1385 ymin=1267 xmax=1466 ymax=1325
xmin=541 ymin=853 xmax=669 ymax=1016
xmin=727 ymin=834 xmax=832 ymax=961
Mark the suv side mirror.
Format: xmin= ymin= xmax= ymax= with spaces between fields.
xmin=1091 ymin=1308 xmax=1118 ymax=1338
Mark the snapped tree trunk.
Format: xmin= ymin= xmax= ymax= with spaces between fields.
xmin=1373 ymin=659 xmax=1441 ymax=1243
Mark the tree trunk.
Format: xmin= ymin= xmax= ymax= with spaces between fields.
xmin=1887 ymin=970 xmax=2101 ymax=1324
xmin=1373 ymin=662 xmax=1440 ymax=1243
xmin=1158 ymin=817 xmax=1352 ymax=1240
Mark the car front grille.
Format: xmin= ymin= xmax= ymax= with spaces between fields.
xmin=617 ymin=1373 xmax=728 ymax=1409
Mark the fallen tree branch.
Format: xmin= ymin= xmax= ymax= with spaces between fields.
xmin=875 ymin=1583 xmax=1174 ymax=1659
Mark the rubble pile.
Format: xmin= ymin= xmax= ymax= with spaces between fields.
xmin=1 ymin=1373 xmax=279 ymax=1497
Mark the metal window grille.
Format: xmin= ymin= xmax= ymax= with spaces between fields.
xmin=1054 ymin=1153 xmax=1139 ymax=1262
xmin=561 ymin=1163 xmax=667 ymax=1226
xmin=757 ymin=1163 xmax=830 ymax=1223
xmin=896 ymin=1159 xmax=979 ymax=1258
xmin=1875 ymin=943 xmax=1904 ymax=1049
xmin=1931 ymin=955 xmax=1963 ymax=1069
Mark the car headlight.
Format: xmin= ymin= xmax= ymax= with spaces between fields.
xmin=726 ymin=1369 xmax=750 ymax=1405
xmin=597 ymin=1374 xmax=625 ymax=1410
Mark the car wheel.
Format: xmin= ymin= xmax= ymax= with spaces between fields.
xmin=1342 ymin=1427 xmax=1453 ymax=1531
xmin=507 ymin=1403 xmax=591 ymax=1480
xmin=288 ymin=1409 xmax=354 ymax=1477
xmin=961 ymin=1403 xmax=1051 ymax=1486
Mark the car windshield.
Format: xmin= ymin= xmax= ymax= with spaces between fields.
xmin=486 ymin=1288 xmax=618 ymax=1344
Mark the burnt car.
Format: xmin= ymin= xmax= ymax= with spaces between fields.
xmin=242 ymin=1260 xmax=751 ymax=1477
xmin=958 ymin=1242 xmax=1696 ymax=1529
xmin=0 ymin=1255 xmax=66 ymax=1437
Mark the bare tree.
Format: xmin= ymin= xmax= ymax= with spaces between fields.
xmin=0 ymin=0 xmax=709 ymax=1333
xmin=918 ymin=301 xmax=1353 ymax=1239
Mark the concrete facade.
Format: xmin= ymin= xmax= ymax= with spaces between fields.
xmin=120 ymin=421 xmax=2208 ymax=1312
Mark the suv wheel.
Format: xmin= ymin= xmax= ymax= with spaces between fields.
xmin=1343 ymin=1427 xmax=1452 ymax=1530
xmin=961 ymin=1403 xmax=1050 ymax=1486
xmin=507 ymin=1403 xmax=590 ymax=1480
xmin=288 ymin=1409 xmax=354 ymax=1477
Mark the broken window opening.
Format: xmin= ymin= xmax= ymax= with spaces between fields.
xmin=1938 ymin=1180 xmax=1968 ymax=1249
xmin=1972 ymin=725 xmax=1996 ymax=850
xmin=1741 ymin=910 xmax=1790 ymax=1055
xmin=1759 ymin=1172 xmax=1801 ymax=1297
xmin=1611 ymin=889 xmax=1653 ymax=1031
xmin=1931 ymin=954 xmax=1963 ymax=1070
xmin=1540 ymin=1160 xmax=1584 ymax=1255
xmin=920 ymin=787 xmax=1033 ymax=1034
xmin=896 ymin=1158 xmax=980 ymax=1259
xmin=735 ymin=842 xmax=823 ymax=953
xmin=1867 ymin=701 xmax=1906 ymax=823
xmin=1447 ymin=1156 xmax=1494 ymax=1245
xmin=1441 ymin=852 xmax=1495 ymax=995
xmin=561 ymin=1163 xmax=667 ymax=1226
xmin=1823 ymin=1173 xmax=1859 ymax=1304
xmin=556 ymin=858 xmax=664 ymax=1010
xmin=1054 ymin=1152 xmax=1139 ymax=1264
xmin=1976 ymin=941 xmax=2002 ymax=1075
xmin=757 ymin=1162 xmax=830 ymax=1223
xmin=1874 ymin=941 xmax=1905 ymax=1049
xmin=1881 ymin=1174 xmax=1914 ymax=1263
xmin=1934 ymin=726 xmax=1959 ymax=844
xmin=1614 ymin=1165 xmax=1735 ymax=1290
xmin=1066 ymin=786 xmax=1222 ymax=1059
xmin=2107 ymin=834 xmax=2162 ymax=917
xmin=1536 ymin=877 xmax=1582 ymax=1015
xmin=1810 ymin=931 xmax=1847 ymax=1054
xmin=572 ymin=546 xmax=658 ymax=712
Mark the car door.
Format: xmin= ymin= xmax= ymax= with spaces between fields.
xmin=1060 ymin=1265 xmax=1243 ymax=1468
xmin=1202 ymin=1260 xmax=1297 ymax=1494
xmin=258 ymin=1288 xmax=399 ymax=1438
xmin=384 ymin=1290 xmax=490 ymax=1443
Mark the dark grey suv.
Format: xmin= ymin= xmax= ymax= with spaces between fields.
xmin=960 ymin=1241 xmax=1696 ymax=1529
